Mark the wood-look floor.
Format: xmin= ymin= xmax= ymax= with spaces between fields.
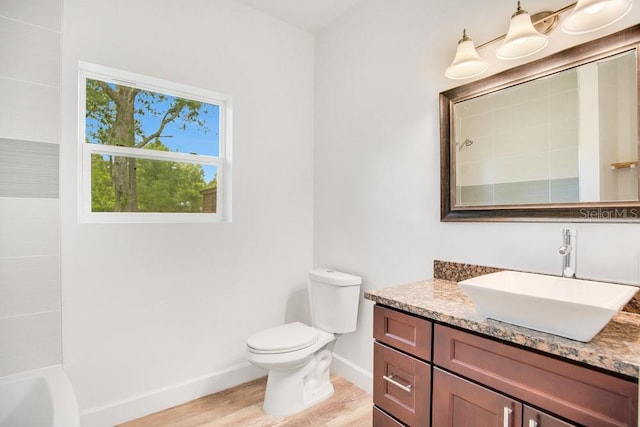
xmin=118 ymin=376 xmax=372 ymax=426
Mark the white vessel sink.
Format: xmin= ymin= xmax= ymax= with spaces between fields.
xmin=458 ymin=270 xmax=638 ymax=342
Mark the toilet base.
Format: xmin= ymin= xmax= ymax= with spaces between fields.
xmin=263 ymin=349 xmax=334 ymax=418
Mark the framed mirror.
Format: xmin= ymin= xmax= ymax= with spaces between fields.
xmin=440 ymin=24 xmax=640 ymax=222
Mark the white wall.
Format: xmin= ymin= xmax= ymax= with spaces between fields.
xmin=315 ymin=0 xmax=640 ymax=392
xmin=60 ymin=0 xmax=314 ymax=424
xmin=0 ymin=0 xmax=62 ymax=377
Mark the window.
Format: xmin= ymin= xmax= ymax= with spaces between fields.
xmin=79 ymin=62 xmax=232 ymax=223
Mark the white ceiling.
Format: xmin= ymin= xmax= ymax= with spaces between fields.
xmin=236 ymin=0 xmax=361 ymax=33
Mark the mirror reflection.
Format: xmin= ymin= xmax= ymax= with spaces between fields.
xmin=453 ymin=50 xmax=638 ymax=208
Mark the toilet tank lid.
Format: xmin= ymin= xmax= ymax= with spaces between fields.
xmin=309 ymin=269 xmax=362 ymax=286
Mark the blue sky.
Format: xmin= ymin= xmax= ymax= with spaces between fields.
xmin=137 ymin=96 xmax=220 ymax=157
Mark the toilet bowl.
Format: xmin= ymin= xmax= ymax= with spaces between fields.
xmin=247 ymin=322 xmax=336 ymax=417
xmin=246 ymin=269 xmax=362 ymax=418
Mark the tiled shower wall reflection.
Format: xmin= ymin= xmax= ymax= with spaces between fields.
xmin=0 ymin=0 xmax=62 ymax=376
xmin=455 ymin=68 xmax=580 ymax=206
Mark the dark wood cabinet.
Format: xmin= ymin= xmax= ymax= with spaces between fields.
xmin=374 ymin=305 xmax=432 ymax=361
xmin=432 ymin=369 xmax=579 ymax=427
xmin=373 ymin=327 xmax=431 ymax=426
xmin=523 ymin=406 xmax=576 ymax=427
xmin=432 ymin=368 xmax=522 ymax=427
xmin=372 ymin=304 xmax=638 ymax=427
xmin=374 ymin=403 xmax=410 ymax=426
xmin=434 ymin=324 xmax=637 ymax=426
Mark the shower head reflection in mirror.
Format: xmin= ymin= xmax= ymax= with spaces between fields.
xmin=456 ymin=138 xmax=474 ymax=151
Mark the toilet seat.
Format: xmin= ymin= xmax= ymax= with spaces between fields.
xmin=247 ymin=322 xmax=320 ymax=354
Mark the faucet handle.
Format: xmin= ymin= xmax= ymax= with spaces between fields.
xmin=558 ymin=245 xmax=572 ymax=255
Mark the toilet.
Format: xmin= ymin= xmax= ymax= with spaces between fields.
xmin=246 ymin=269 xmax=362 ymax=417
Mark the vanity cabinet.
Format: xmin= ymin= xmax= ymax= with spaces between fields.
xmin=373 ymin=305 xmax=432 ymax=426
xmin=434 ymin=324 xmax=636 ymax=426
xmin=372 ymin=304 xmax=638 ymax=427
xmin=433 ymin=368 xmax=574 ymax=427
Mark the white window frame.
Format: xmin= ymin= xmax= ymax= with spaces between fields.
xmin=78 ymin=62 xmax=232 ymax=223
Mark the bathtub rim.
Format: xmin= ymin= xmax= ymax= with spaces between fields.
xmin=0 ymin=364 xmax=79 ymax=427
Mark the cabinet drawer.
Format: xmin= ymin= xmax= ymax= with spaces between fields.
xmin=434 ymin=324 xmax=637 ymax=427
xmin=374 ymin=305 xmax=432 ymax=361
xmin=373 ymin=406 xmax=405 ymax=427
xmin=374 ymin=342 xmax=431 ymax=427
xmin=523 ymin=405 xmax=577 ymax=427
xmin=432 ymin=368 xmax=521 ymax=427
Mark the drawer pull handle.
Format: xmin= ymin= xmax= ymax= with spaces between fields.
xmin=383 ymin=375 xmax=412 ymax=392
xmin=503 ymin=406 xmax=512 ymax=427
xmin=528 ymin=420 xmax=538 ymax=427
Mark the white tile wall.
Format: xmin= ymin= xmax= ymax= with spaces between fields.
xmin=456 ymin=134 xmax=493 ymax=163
xmin=500 ymin=97 xmax=549 ymax=131
xmin=457 ymin=94 xmax=493 ymax=117
xmin=460 ymin=110 xmax=493 ymax=139
xmin=0 ymin=77 xmax=60 ymax=143
xmin=0 ymin=198 xmax=60 ymax=258
xmin=457 ymin=66 xmax=581 ymax=189
xmin=492 ymin=77 xmax=548 ymax=109
xmin=550 ymin=88 xmax=579 ymax=122
xmin=0 ymin=17 xmax=60 ymax=87
xmin=0 ymin=139 xmax=59 ymax=198
xmin=459 ymin=159 xmax=496 ymax=186
xmin=550 ymin=147 xmax=579 ymax=180
xmin=495 ymin=152 xmax=549 ymax=184
xmin=494 ymin=124 xmax=548 ymax=158
xmin=549 ymin=68 xmax=578 ymax=93
xmin=0 ymin=0 xmax=62 ymax=32
xmin=0 ymin=0 xmax=62 ymax=378
xmin=0 ymin=310 xmax=61 ymax=377
xmin=550 ymin=118 xmax=579 ymax=151
xmin=0 ymin=255 xmax=60 ymax=318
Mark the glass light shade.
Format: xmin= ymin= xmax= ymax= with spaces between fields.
xmin=562 ymin=0 xmax=633 ymax=34
xmin=445 ymin=33 xmax=488 ymax=80
xmin=497 ymin=8 xmax=549 ymax=60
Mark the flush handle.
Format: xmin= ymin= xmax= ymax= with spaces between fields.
xmin=383 ymin=374 xmax=412 ymax=393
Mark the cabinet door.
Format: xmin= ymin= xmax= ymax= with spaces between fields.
xmin=432 ymin=368 xmax=522 ymax=427
xmin=374 ymin=342 xmax=431 ymax=426
xmin=523 ymin=406 xmax=577 ymax=427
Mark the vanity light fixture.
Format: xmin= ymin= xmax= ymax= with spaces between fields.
xmin=445 ymin=30 xmax=488 ymax=80
xmin=445 ymin=0 xmax=634 ymax=79
xmin=496 ymin=2 xmax=549 ymax=60
xmin=562 ymin=0 xmax=633 ymax=34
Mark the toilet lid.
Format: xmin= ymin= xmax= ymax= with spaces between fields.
xmin=247 ymin=322 xmax=320 ymax=353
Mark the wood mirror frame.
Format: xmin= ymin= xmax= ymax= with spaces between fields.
xmin=440 ymin=24 xmax=640 ymax=223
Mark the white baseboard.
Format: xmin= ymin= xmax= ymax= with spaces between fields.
xmin=80 ymin=362 xmax=265 ymax=427
xmin=331 ymin=353 xmax=373 ymax=394
xmin=80 ymin=355 xmax=370 ymax=426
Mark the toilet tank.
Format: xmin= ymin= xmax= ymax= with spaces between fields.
xmin=308 ymin=269 xmax=362 ymax=334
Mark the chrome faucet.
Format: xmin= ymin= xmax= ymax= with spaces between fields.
xmin=558 ymin=228 xmax=576 ymax=278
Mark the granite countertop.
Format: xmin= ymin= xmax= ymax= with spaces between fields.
xmin=365 ymin=278 xmax=640 ymax=379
